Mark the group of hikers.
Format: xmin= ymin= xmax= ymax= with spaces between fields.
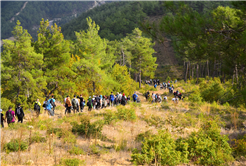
xmin=1 ymin=79 xmax=183 ymax=128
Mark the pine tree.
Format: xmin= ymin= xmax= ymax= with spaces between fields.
xmin=34 ymin=18 xmax=74 ymax=97
xmin=1 ymin=20 xmax=45 ymax=107
xmin=128 ymin=28 xmax=157 ymax=88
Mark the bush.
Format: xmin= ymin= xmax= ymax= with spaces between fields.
xmin=59 ymin=158 xmax=84 ymax=166
xmin=30 ymin=132 xmax=46 ymax=143
xmin=47 ymin=128 xmax=63 ymax=138
xmin=4 ymin=139 xmax=28 ymax=152
xmin=185 ymin=121 xmax=234 ymax=165
xmin=116 ymin=106 xmax=136 ymax=121
xmin=131 ymin=130 xmax=188 ymax=166
xmin=135 ymin=130 xmax=153 ymax=142
xmin=104 ymin=109 xmax=117 ymax=125
xmin=71 ymin=115 xmax=104 ymax=138
xmin=68 ymin=146 xmax=85 ymax=155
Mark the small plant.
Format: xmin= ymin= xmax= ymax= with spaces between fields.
xmin=47 ymin=128 xmax=63 ymax=138
xmin=4 ymin=139 xmax=28 ymax=152
xmin=30 ymin=132 xmax=46 ymax=143
xmin=135 ymin=130 xmax=153 ymax=142
xmin=71 ymin=115 xmax=104 ymax=138
xmin=89 ymin=144 xmax=109 ymax=155
xmin=68 ymin=146 xmax=85 ymax=155
xmin=59 ymin=158 xmax=84 ymax=166
xmin=114 ymin=139 xmax=127 ymax=152
xmin=104 ymin=109 xmax=117 ymax=125
xmin=116 ymin=106 xmax=136 ymax=121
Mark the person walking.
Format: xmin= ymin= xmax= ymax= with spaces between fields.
xmin=34 ymin=99 xmax=41 ymax=117
xmin=66 ymin=96 xmax=72 ymax=114
xmin=78 ymin=95 xmax=85 ymax=112
xmin=0 ymin=109 xmax=6 ymax=128
xmin=15 ymin=104 xmax=25 ymax=123
xmin=110 ymin=92 xmax=115 ymax=107
xmin=46 ymin=98 xmax=54 ymax=116
xmin=72 ymin=95 xmax=79 ymax=113
xmin=6 ymin=106 xmax=15 ymax=126
xmin=50 ymin=96 xmax=56 ymax=114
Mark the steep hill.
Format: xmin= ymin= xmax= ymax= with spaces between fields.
xmin=1 ymin=1 xmax=102 ymax=40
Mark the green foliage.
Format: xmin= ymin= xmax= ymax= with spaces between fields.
xmin=131 ymin=130 xmax=188 ymax=166
xmin=47 ymin=128 xmax=63 ymax=138
xmin=132 ymin=121 xmax=233 ymax=166
xmin=59 ymin=158 xmax=84 ymax=166
xmin=30 ymin=132 xmax=46 ymax=143
xmin=135 ymin=130 xmax=153 ymax=142
xmin=68 ymin=146 xmax=85 ymax=155
xmin=185 ymin=121 xmax=234 ymax=165
xmin=116 ymin=106 xmax=137 ymax=121
xmin=4 ymin=139 xmax=28 ymax=152
xmin=71 ymin=115 xmax=104 ymax=138
xmin=103 ymin=109 xmax=117 ymax=125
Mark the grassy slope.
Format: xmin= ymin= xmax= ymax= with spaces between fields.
xmin=1 ymin=82 xmax=245 ymax=165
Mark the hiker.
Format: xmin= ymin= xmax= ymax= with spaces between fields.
xmin=118 ymin=92 xmax=122 ymax=105
xmin=87 ymin=97 xmax=93 ymax=111
xmin=102 ymin=96 xmax=107 ymax=108
xmin=172 ymin=96 xmax=179 ymax=104
xmin=6 ymin=106 xmax=15 ymax=126
xmin=97 ymin=95 xmax=101 ymax=109
xmin=157 ymin=79 xmax=160 ymax=85
xmin=133 ymin=92 xmax=138 ymax=102
xmin=145 ymin=91 xmax=150 ymax=101
xmin=50 ymin=96 xmax=56 ymax=114
xmin=157 ymin=94 xmax=162 ymax=103
xmin=127 ymin=95 xmax=130 ymax=102
xmin=78 ymin=95 xmax=85 ymax=112
xmin=121 ymin=93 xmax=127 ymax=106
xmin=150 ymin=79 xmax=152 ymax=84
xmin=15 ymin=104 xmax=25 ymax=123
xmin=46 ymin=98 xmax=54 ymax=116
xmin=72 ymin=95 xmax=79 ymax=113
xmin=0 ymin=109 xmax=5 ymax=128
xmin=34 ymin=99 xmax=41 ymax=117
xmin=110 ymin=92 xmax=115 ymax=107
xmin=167 ymin=82 xmax=170 ymax=88
xmin=160 ymin=83 xmax=163 ymax=89
xmin=100 ymin=95 xmax=103 ymax=108
xmin=65 ymin=96 xmax=72 ymax=114
xmin=163 ymin=96 xmax=168 ymax=102
xmin=175 ymin=79 xmax=177 ymax=83
xmin=43 ymin=98 xmax=48 ymax=114
xmin=64 ymin=96 xmax=69 ymax=115
xmin=152 ymin=93 xmax=156 ymax=103
xmin=154 ymin=84 xmax=157 ymax=89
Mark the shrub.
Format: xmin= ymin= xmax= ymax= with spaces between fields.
xmin=68 ymin=146 xmax=85 ymax=155
xmin=59 ymin=158 xmax=84 ymax=166
xmin=47 ymin=128 xmax=63 ymax=138
xmin=185 ymin=121 xmax=234 ymax=165
xmin=116 ymin=106 xmax=136 ymax=121
xmin=89 ymin=144 xmax=109 ymax=154
xmin=71 ymin=115 xmax=104 ymax=138
xmin=104 ymin=109 xmax=117 ymax=125
xmin=131 ymin=130 xmax=188 ymax=166
xmin=30 ymin=132 xmax=46 ymax=143
xmin=4 ymin=139 xmax=28 ymax=152
xmin=135 ymin=130 xmax=153 ymax=142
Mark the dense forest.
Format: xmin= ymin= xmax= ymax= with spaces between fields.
xmin=1 ymin=1 xmax=95 ymax=39
xmin=1 ymin=18 xmax=156 ymax=110
xmin=61 ymin=1 xmax=232 ymax=41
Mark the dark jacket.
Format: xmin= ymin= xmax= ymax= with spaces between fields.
xmin=15 ymin=106 xmax=24 ymax=118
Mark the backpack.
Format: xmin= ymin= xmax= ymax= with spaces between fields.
xmin=34 ymin=103 xmax=40 ymax=110
xmin=16 ymin=107 xmax=23 ymax=117
xmin=72 ymin=99 xmax=77 ymax=108
xmin=50 ymin=99 xmax=55 ymax=107
xmin=6 ymin=111 xmax=13 ymax=123
xmin=122 ymin=97 xmax=126 ymax=104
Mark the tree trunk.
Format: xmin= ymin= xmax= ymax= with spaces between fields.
xmin=139 ymin=69 xmax=141 ymax=88
xmin=192 ymin=65 xmax=194 ymax=79
xmin=196 ymin=63 xmax=199 ymax=84
xmin=235 ymin=64 xmax=238 ymax=84
xmin=183 ymin=61 xmax=186 ymax=81
xmin=189 ymin=62 xmax=191 ymax=80
xmin=206 ymin=60 xmax=209 ymax=78
xmin=121 ymin=47 xmax=125 ymax=66
xmin=213 ymin=59 xmax=216 ymax=78
xmin=185 ymin=62 xmax=188 ymax=83
xmin=93 ymin=81 xmax=95 ymax=92
xmin=134 ymin=73 xmax=138 ymax=82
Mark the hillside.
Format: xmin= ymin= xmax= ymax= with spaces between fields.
xmin=1 ymin=1 xmax=100 ymax=40
xmin=61 ymin=1 xmax=232 ymax=81
xmin=1 ymin=81 xmax=246 ymax=165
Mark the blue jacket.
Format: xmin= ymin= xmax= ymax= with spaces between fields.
xmin=110 ymin=94 xmax=114 ymax=101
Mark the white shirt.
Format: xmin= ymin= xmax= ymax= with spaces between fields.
xmin=152 ymin=94 xmax=155 ymax=99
